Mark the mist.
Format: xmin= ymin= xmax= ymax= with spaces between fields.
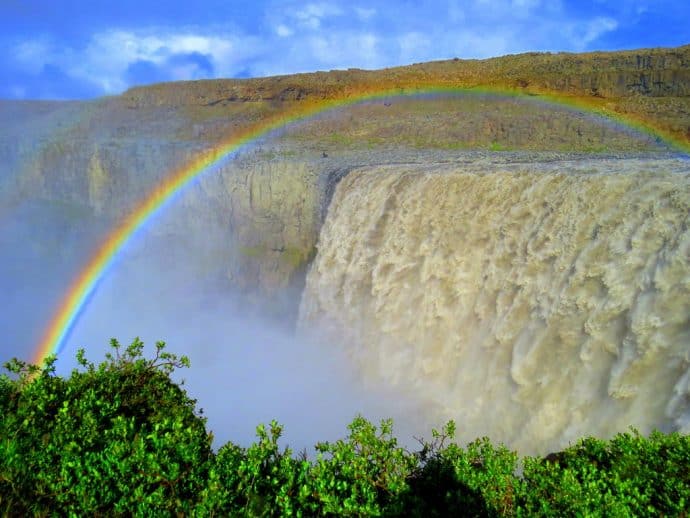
xmin=0 ymin=197 xmax=110 ymax=361
xmin=0 ymin=178 xmax=430 ymax=453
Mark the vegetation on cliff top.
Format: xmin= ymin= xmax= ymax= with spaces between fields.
xmin=122 ymin=44 xmax=690 ymax=150
xmin=1 ymin=339 xmax=688 ymax=516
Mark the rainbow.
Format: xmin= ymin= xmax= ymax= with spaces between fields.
xmin=32 ymin=86 xmax=690 ymax=366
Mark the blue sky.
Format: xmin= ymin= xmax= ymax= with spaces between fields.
xmin=1 ymin=0 xmax=688 ymax=100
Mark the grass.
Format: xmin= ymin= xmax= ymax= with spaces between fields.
xmin=272 ymin=95 xmax=670 ymax=154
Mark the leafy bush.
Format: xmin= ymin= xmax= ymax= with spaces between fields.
xmin=309 ymin=416 xmax=416 ymax=516
xmin=199 ymin=417 xmax=416 ymax=517
xmin=1 ymin=339 xmax=688 ymax=516
xmin=0 ymin=339 xmax=212 ymax=515
xmin=198 ymin=420 xmax=312 ymax=516
xmin=403 ymin=422 xmax=520 ymax=516
xmin=520 ymin=431 xmax=690 ymax=517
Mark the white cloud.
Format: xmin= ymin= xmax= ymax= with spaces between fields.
xmin=75 ymin=31 xmax=221 ymax=92
xmin=398 ymin=32 xmax=431 ymax=58
xmin=512 ymin=0 xmax=541 ymax=10
xmin=12 ymin=39 xmax=55 ymax=73
xmin=289 ymin=2 xmax=343 ymax=30
xmin=300 ymin=2 xmax=344 ymax=18
xmin=6 ymin=0 xmax=634 ymax=98
xmin=550 ymin=16 xmax=619 ymax=52
xmin=354 ymin=6 xmax=376 ymax=21
xmin=302 ymin=31 xmax=380 ymax=69
xmin=265 ymin=1 xmax=345 ymax=45
xmin=276 ymin=24 xmax=294 ymax=37
xmin=11 ymin=29 xmax=265 ymax=94
xmin=580 ymin=17 xmax=619 ymax=47
xmin=447 ymin=1 xmax=465 ymax=24
xmin=509 ymin=0 xmax=544 ymax=19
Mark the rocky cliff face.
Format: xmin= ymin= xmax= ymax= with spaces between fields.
xmin=496 ymin=47 xmax=690 ymax=97
xmin=121 ymin=45 xmax=690 ymax=145
xmin=0 ymin=98 xmax=346 ymax=320
xmin=1 ymin=45 xmax=688 ymax=323
xmin=122 ymin=45 xmax=690 ymax=104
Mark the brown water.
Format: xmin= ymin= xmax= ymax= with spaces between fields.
xmin=299 ymin=157 xmax=690 ymax=455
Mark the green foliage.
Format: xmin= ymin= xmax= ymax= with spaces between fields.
xmin=198 ymin=416 xmax=417 ymax=517
xmin=519 ymin=430 xmax=690 ymax=517
xmin=489 ymin=141 xmax=508 ymax=151
xmin=198 ymin=420 xmax=312 ymax=517
xmin=309 ymin=416 xmax=416 ymax=516
xmin=0 ymin=338 xmax=211 ymax=515
xmin=1 ymin=340 xmax=689 ymax=516
xmin=402 ymin=421 xmax=519 ymax=517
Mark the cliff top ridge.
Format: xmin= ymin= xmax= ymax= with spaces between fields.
xmin=121 ymin=44 xmax=690 ymax=148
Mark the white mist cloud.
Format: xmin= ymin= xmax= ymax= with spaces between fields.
xmin=11 ymin=29 xmax=266 ymax=94
xmin=290 ymin=2 xmax=344 ymax=30
xmin=80 ymin=30 xmax=255 ymax=91
xmin=12 ymin=39 xmax=54 ymax=73
xmin=398 ymin=32 xmax=432 ymax=60
xmin=275 ymin=24 xmax=294 ymax=37
xmin=447 ymin=1 xmax=466 ymax=24
xmin=309 ymin=32 xmax=380 ymax=67
xmin=50 ymin=226 xmax=428 ymax=451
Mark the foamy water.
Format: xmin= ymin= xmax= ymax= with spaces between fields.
xmin=299 ymin=157 xmax=690 ymax=455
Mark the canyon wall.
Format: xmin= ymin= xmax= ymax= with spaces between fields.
xmin=0 ymin=100 xmax=340 ymax=320
xmin=5 ymin=90 xmax=674 ymax=323
xmin=2 ymin=45 xmax=690 ymax=453
xmin=121 ymin=45 xmax=690 ymax=145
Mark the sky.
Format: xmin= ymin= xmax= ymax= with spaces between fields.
xmin=1 ymin=0 xmax=688 ymax=100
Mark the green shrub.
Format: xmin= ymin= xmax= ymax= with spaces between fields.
xmin=1 ymin=339 xmax=688 ymax=516
xmin=197 ymin=420 xmax=312 ymax=517
xmin=402 ymin=421 xmax=519 ymax=517
xmin=0 ymin=338 xmax=212 ymax=515
xmin=309 ymin=416 xmax=416 ymax=516
xmin=519 ymin=431 xmax=690 ymax=517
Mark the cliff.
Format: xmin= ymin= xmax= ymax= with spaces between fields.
xmin=1 ymin=44 xmax=688 ymax=322
xmin=122 ymin=44 xmax=690 ymax=146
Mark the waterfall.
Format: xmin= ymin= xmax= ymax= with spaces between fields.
xmin=299 ymin=157 xmax=690 ymax=455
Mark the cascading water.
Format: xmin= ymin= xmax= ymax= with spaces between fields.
xmin=299 ymin=157 xmax=690 ymax=455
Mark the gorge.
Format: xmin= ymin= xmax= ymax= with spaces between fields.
xmin=1 ymin=45 xmax=689 ymax=454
